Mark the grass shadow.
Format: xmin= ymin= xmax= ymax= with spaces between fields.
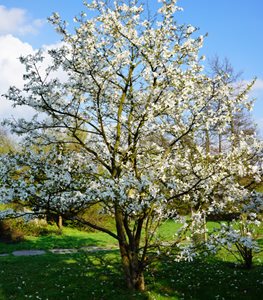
xmin=1 ymin=250 xmax=263 ymax=299
xmin=147 ymin=256 xmax=263 ymax=299
xmin=0 ymin=251 xmax=149 ymax=300
xmin=0 ymin=227 xmax=118 ymax=254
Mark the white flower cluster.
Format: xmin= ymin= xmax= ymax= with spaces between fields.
xmin=0 ymin=0 xmax=262 ymax=264
xmin=206 ymin=191 xmax=263 ymax=266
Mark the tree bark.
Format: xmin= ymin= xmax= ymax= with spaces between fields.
xmin=205 ymin=129 xmax=210 ymax=154
xmin=119 ymin=242 xmax=145 ymax=291
xmin=58 ymin=215 xmax=63 ymax=229
xmin=115 ymin=207 xmax=145 ymax=291
xmin=218 ymin=133 xmax=222 ymax=153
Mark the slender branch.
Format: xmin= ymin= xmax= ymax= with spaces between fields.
xmin=72 ymin=216 xmax=119 ymax=241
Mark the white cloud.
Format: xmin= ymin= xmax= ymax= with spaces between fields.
xmin=252 ymin=78 xmax=263 ymax=91
xmin=0 ymin=35 xmax=33 ymax=88
xmin=240 ymin=78 xmax=263 ymax=90
xmin=248 ymin=78 xmax=263 ymax=137
xmin=0 ymin=35 xmax=36 ymax=120
xmin=0 ymin=35 xmax=67 ymax=123
xmin=0 ymin=5 xmax=45 ymax=36
xmin=242 ymin=78 xmax=263 ymax=94
xmin=249 ymin=78 xmax=263 ymax=103
xmin=255 ymin=118 xmax=263 ymax=138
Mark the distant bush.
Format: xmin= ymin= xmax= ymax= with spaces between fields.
xmin=65 ymin=204 xmax=115 ymax=232
xmin=0 ymin=219 xmax=24 ymax=242
xmin=207 ymin=213 xmax=240 ymax=222
xmin=0 ymin=218 xmax=61 ymax=242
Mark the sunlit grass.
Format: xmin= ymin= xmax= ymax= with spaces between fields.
xmin=1 ymin=250 xmax=263 ymax=299
xmin=0 ymin=226 xmax=118 ymax=254
xmin=0 ymin=221 xmax=263 ymax=299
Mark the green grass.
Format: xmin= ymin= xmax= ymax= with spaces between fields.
xmin=0 ymin=251 xmax=263 ymax=299
xmin=149 ymin=256 xmax=263 ymax=299
xmin=0 ymin=222 xmax=263 ymax=299
xmin=157 ymin=220 xmax=182 ymax=240
xmin=0 ymin=219 xmax=190 ymax=254
xmin=0 ymin=226 xmax=118 ymax=254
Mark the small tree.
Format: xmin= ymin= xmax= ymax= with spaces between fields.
xmin=1 ymin=0 xmax=262 ymax=291
xmin=207 ymin=192 xmax=263 ymax=269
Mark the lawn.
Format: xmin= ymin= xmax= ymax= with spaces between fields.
xmin=0 ymin=226 xmax=118 ymax=254
xmin=0 ymin=221 xmax=263 ymax=299
xmin=1 ymin=251 xmax=263 ymax=299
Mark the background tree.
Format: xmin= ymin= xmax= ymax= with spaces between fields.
xmin=1 ymin=0 xmax=262 ymax=291
xmin=204 ymin=56 xmax=257 ymax=154
xmin=0 ymin=127 xmax=15 ymax=154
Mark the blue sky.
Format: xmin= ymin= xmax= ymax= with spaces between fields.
xmin=0 ymin=0 xmax=263 ymax=134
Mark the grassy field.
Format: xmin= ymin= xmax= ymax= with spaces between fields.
xmin=0 ymin=220 xmax=181 ymax=254
xmin=0 ymin=226 xmax=118 ymax=254
xmin=1 ymin=251 xmax=263 ymax=300
xmin=0 ymin=221 xmax=263 ymax=299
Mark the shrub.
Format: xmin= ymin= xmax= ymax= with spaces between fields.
xmin=0 ymin=219 xmax=24 ymax=242
xmin=0 ymin=217 xmax=62 ymax=241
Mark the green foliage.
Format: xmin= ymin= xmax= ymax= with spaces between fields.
xmin=66 ymin=204 xmax=115 ymax=232
xmin=0 ymin=219 xmax=24 ymax=243
xmin=0 ymin=218 xmax=62 ymax=243
xmin=0 ymin=128 xmax=15 ymax=154
xmin=256 ymin=184 xmax=263 ymax=193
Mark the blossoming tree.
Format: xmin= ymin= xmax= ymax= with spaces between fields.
xmin=1 ymin=0 xmax=262 ymax=291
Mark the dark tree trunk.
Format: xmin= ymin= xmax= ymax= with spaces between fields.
xmin=236 ymin=242 xmax=253 ymax=269
xmin=205 ymin=129 xmax=210 ymax=154
xmin=218 ymin=133 xmax=222 ymax=153
xmin=119 ymin=242 xmax=145 ymax=291
xmin=243 ymin=248 xmax=253 ymax=269
xmin=115 ymin=207 xmax=146 ymax=291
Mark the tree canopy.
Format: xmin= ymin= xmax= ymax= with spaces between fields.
xmin=0 ymin=0 xmax=262 ymax=291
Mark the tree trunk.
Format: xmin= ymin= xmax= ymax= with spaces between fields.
xmin=205 ymin=129 xmax=210 ymax=154
xmin=203 ymin=214 xmax=207 ymax=242
xmin=230 ymin=118 xmax=236 ymax=149
xmin=218 ymin=133 xmax=222 ymax=153
xmin=114 ymin=207 xmax=145 ymax=291
xmin=119 ymin=242 xmax=145 ymax=291
xmin=191 ymin=209 xmax=207 ymax=244
xmin=244 ymin=252 xmax=253 ymax=269
xmin=58 ymin=215 xmax=63 ymax=229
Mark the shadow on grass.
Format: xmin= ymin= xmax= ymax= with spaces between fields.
xmin=0 ymin=229 xmax=118 ymax=254
xmin=24 ymin=234 xmax=107 ymax=249
xmin=0 ymin=251 xmax=150 ymax=300
xmin=1 ymin=250 xmax=263 ymax=299
xmin=148 ymin=257 xmax=263 ymax=300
